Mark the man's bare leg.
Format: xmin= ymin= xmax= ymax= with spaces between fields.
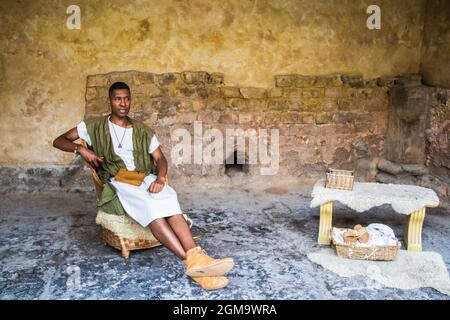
xmin=166 ymin=214 xmax=196 ymax=252
xmin=149 ymin=218 xmax=186 ymax=259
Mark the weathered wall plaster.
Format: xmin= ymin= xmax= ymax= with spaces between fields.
xmin=0 ymin=0 xmax=427 ymax=165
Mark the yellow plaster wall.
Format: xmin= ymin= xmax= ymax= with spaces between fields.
xmin=0 ymin=0 xmax=427 ymax=164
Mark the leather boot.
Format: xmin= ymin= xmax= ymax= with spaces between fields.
xmin=190 ymin=275 xmax=229 ymax=290
xmin=184 ymin=246 xmax=234 ymax=277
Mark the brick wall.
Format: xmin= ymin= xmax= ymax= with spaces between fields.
xmin=85 ymin=71 xmax=389 ymax=180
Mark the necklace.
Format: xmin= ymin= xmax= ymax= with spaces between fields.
xmin=110 ymin=118 xmax=128 ymax=148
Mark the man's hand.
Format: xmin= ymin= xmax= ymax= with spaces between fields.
xmin=78 ymin=146 xmax=104 ymax=168
xmin=148 ymin=178 xmax=165 ymax=193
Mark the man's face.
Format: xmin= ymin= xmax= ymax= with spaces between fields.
xmin=109 ymin=89 xmax=131 ymax=118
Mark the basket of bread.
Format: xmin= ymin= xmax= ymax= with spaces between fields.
xmin=331 ymin=224 xmax=401 ymax=261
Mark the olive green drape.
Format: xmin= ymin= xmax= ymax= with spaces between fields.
xmin=85 ymin=115 xmax=156 ymax=215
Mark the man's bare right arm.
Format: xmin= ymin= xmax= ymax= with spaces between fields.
xmin=53 ymin=127 xmax=104 ymax=167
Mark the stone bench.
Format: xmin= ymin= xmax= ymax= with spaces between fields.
xmin=310 ymin=179 xmax=440 ymax=252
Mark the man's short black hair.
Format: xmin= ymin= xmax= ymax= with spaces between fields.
xmin=109 ymin=82 xmax=130 ymax=97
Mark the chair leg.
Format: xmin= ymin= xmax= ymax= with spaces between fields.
xmin=405 ymin=207 xmax=426 ymax=252
xmin=118 ymin=236 xmax=130 ymax=259
xmin=318 ymin=201 xmax=333 ymax=245
xmin=121 ymin=248 xmax=130 ymax=259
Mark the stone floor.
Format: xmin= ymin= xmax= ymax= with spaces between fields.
xmin=1 ymin=178 xmax=449 ymax=300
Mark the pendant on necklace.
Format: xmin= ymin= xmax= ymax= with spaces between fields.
xmin=118 ymin=144 xmax=122 ymax=148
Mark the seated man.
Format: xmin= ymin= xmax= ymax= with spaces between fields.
xmin=53 ymin=81 xmax=234 ymax=290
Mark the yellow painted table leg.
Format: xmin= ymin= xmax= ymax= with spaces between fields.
xmin=405 ymin=207 xmax=426 ymax=252
xmin=318 ymin=201 xmax=333 ymax=245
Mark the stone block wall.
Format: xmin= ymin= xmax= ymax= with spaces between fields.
xmin=384 ymin=75 xmax=429 ymax=164
xmin=85 ymin=71 xmax=389 ymax=180
xmin=377 ymin=77 xmax=450 ymax=208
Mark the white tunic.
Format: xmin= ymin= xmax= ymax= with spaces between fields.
xmin=77 ymin=119 xmax=182 ymax=227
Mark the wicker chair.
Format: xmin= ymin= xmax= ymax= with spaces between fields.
xmin=80 ymin=140 xmax=197 ymax=259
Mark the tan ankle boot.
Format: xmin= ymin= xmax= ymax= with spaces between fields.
xmin=190 ymin=275 xmax=229 ymax=290
xmin=184 ymin=247 xmax=234 ymax=277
